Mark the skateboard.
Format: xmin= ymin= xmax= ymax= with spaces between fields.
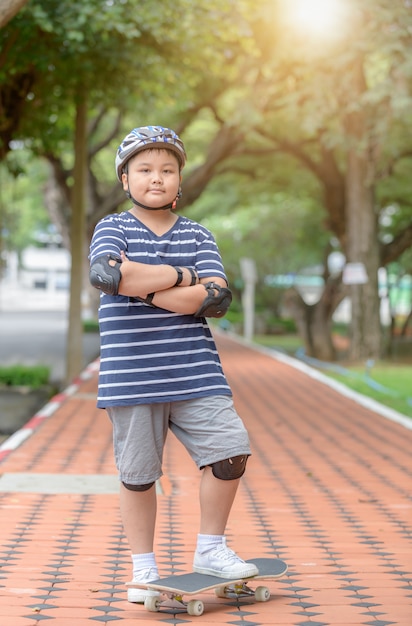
xmin=127 ymin=557 xmax=287 ymax=616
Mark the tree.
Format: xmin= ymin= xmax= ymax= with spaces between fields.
xmin=2 ymin=0 xmax=412 ymax=367
xmin=237 ymin=0 xmax=412 ymax=360
xmin=1 ymin=0 xmax=185 ymax=381
xmin=65 ymin=91 xmax=87 ymax=383
xmin=1 ymin=0 xmax=257 ymax=380
xmin=0 ymin=0 xmax=28 ymax=28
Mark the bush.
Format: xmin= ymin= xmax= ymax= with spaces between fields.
xmin=266 ymin=316 xmax=296 ymax=334
xmin=224 ymin=309 xmax=244 ymax=326
xmin=0 ymin=365 xmax=50 ymax=389
xmin=83 ymin=318 xmax=99 ymax=333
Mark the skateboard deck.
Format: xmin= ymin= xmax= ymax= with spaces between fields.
xmin=127 ymin=557 xmax=287 ymax=616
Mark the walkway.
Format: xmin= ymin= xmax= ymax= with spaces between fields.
xmin=0 ymin=332 xmax=411 ymax=625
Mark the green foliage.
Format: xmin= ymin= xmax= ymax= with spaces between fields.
xmin=269 ymin=317 xmax=297 ymax=334
xmin=1 ymin=0 xmax=258 ymax=149
xmin=1 ymin=0 xmax=411 ymax=342
xmin=0 ymin=364 xmax=50 ymax=388
xmin=0 ymin=153 xmax=50 ymax=253
xmin=83 ymin=318 xmax=99 ymax=333
xmin=222 ymin=308 xmax=244 ymax=328
xmin=191 ymin=188 xmax=328 ymax=298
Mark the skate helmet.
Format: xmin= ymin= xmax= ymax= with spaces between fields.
xmin=115 ymin=125 xmax=186 ymax=181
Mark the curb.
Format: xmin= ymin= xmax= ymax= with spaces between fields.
xmin=0 ymin=360 xmax=100 ymax=464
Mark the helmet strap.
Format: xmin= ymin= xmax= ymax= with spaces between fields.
xmin=126 ymin=184 xmax=181 ymax=211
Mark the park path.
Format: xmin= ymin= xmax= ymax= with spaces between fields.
xmin=0 ymin=332 xmax=410 ymax=625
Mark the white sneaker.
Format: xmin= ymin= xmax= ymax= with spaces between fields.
xmin=127 ymin=567 xmax=160 ymax=603
xmin=193 ymin=538 xmax=259 ymax=579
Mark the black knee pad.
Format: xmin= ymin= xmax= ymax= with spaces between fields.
xmin=210 ymin=455 xmax=249 ymax=480
xmin=122 ymin=481 xmax=155 ymax=492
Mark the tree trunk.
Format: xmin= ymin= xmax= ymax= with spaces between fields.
xmin=65 ymin=92 xmax=87 ymax=384
xmin=345 ymin=152 xmax=381 ymax=360
xmin=344 ymin=59 xmax=381 ymax=361
xmin=401 ymin=307 xmax=412 ymax=337
xmin=0 ymin=0 xmax=29 ymax=28
xmin=284 ymin=277 xmax=346 ymax=361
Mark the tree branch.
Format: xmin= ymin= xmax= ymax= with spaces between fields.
xmin=381 ymin=221 xmax=412 ymax=265
xmin=0 ymin=0 xmax=29 ymax=28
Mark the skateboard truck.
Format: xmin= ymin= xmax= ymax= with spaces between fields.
xmin=216 ymin=581 xmax=271 ymax=602
xmin=145 ymin=594 xmax=204 ymax=616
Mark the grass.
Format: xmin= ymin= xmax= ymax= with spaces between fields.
xmin=253 ymin=334 xmax=412 ymax=420
xmin=0 ymin=364 xmax=50 ymax=389
xmin=254 ymin=334 xmax=303 ymax=354
xmin=325 ymin=364 xmax=412 ymax=418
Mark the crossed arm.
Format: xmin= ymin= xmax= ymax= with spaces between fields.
xmin=117 ymin=252 xmax=228 ymax=316
xmin=92 ymin=253 xmax=231 ymax=317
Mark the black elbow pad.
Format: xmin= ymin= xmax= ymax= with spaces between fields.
xmin=195 ymin=282 xmax=232 ymax=318
xmin=90 ymin=254 xmax=122 ymax=296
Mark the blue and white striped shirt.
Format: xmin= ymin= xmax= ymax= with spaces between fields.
xmin=89 ymin=211 xmax=232 ymax=407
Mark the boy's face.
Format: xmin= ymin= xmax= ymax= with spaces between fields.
xmin=122 ymin=148 xmax=181 ymax=210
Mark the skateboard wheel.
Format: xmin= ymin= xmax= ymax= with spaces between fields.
xmin=255 ymin=585 xmax=270 ymax=602
xmin=187 ymin=599 xmax=204 ymax=616
xmin=144 ymin=596 xmax=161 ymax=612
xmin=215 ymin=585 xmax=229 ymax=599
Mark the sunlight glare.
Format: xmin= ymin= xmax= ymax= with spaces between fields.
xmin=284 ymin=0 xmax=346 ymax=38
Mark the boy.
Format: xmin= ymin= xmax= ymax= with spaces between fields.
xmin=89 ymin=125 xmax=258 ymax=603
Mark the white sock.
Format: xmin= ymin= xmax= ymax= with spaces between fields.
xmin=132 ymin=552 xmax=158 ymax=577
xmin=196 ymin=534 xmax=225 ymax=554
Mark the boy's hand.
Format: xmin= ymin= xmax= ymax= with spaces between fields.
xmin=120 ymin=250 xmax=129 ymax=265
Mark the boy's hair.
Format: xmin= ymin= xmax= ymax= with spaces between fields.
xmin=115 ymin=126 xmax=186 ymax=181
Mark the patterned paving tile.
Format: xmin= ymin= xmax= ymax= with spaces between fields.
xmin=0 ymin=335 xmax=410 ymax=624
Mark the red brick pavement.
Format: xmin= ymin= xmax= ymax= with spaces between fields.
xmin=0 ymin=332 xmax=411 ymax=625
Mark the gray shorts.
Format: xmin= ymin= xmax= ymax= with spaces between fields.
xmin=106 ymin=395 xmax=251 ymax=485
